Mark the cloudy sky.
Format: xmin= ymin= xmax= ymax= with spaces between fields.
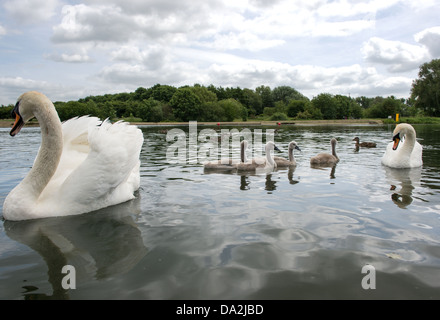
xmin=1 ymin=0 xmax=439 ymax=105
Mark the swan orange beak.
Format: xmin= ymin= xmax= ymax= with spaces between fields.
xmin=10 ymin=103 xmax=24 ymax=137
xmin=392 ymin=133 xmax=400 ymax=151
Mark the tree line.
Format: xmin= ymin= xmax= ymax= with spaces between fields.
xmin=1 ymin=59 xmax=438 ymax=122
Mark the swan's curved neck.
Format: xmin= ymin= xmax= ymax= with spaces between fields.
xmin=331 ymin=142 xmax=338 ymax=159
xmin=20 ymin=105 xmax=63 ymax=200
xmin=241 ymin=142 xmax=247 ymax=163
xmin=399 ymin=128 xmax=416 ymax=155
xmin=265 ymin=145 xmax=275 ymax=166
xmin=288 ymin=146 xmax=294 ymax=162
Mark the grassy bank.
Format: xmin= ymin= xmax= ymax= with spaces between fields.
xmin=3 ymin=117 xmax=440 ymax=129
xmin=383 ymin=117 xmax=440 ymax=124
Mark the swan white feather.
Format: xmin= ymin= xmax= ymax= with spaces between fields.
xmin=3 ymin=91 xmax=143 ymax=221
xmin=236 ymin=141 xmax=279 ymax=172
xmin=381 ymin=123 xmax=422 ymax=168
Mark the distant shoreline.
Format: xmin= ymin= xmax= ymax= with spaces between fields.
xmin=0 ymin=118 xmax=384 ymax=129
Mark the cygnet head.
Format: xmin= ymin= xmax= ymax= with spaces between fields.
xmin=289 ymin=141 xmax=301 ymax=152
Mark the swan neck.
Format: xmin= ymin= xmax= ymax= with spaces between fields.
xmin=332 ymin=141 xmax=338 ymax=159
xmin=266 ymin=145 xmax=275 ymax=166
xmin=21 ymin=105 xmax=63 ymax=199
xmin=241 ymin=142 xmax=247 ymax=162
xmin=400 ymin=127 xmax=416 ymax=154
xmin=288 ymin=146 xmax=294 ymax=162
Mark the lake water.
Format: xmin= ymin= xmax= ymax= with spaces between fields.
xmin=1 ymin=123 xmax=440 ymax=300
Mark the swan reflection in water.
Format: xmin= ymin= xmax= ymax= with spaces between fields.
xmin=4 ymin=197 xmax=147 ymax=300
xmin=238 ymin=167 xmax=299 ymax=191
xmin=310 ymin=163 xmax=337 ymax=179
xmin=384 ymin=166 xmax=421 ymax=209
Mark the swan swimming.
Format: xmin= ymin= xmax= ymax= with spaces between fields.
xmin=236 ymin=141 xmax=280 ymax=172
xmin=203 ymin=140 xmax=248 ymax=171
xmin=273 ymin=141 xmax=301 ymax=167
xmin=3 ymin=91 xmax=144 ymax=221
xmin=381 ymin=123 xmax=422 ymax=168
xmin=310 ymin=138 xmax=339 ymax=165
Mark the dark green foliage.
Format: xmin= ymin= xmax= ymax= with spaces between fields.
xmin=411 ymin=59 xmax=440 ymax=116
xmin=270 ymin=112 xmax=288 ymax=121
xmin=312 ymin=93 xmax=338 ymax=120
xmin=218 ymin=99 xmax=246 ymax=122
xmin=170 ymin=88 xmax=202 ymax=121
xmin=2 ymin=72 xmax=438 ymax=122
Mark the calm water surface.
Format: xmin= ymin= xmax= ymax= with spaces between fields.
xmin=1 ymin=123 xmax=440 ymax=299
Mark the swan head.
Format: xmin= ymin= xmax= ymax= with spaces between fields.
xmin=266 ymin=141 xmax=280 ymax=152
xmin=331 ymin=138 xmax=337 ymax=146
xmin=288 ymin=141 xmax=301 ymax=152
xmin=10 ymin=91 xmax=52 ymax=136
xmin=392 ymin=123 xmax=415 ymax=151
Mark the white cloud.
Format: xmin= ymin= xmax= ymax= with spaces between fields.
xmin=201 ymin=32 xmax=285 ymax=52
xmin=3 ymin=0 xmax=60 ymax=24
xmin=1 ymin=0 xmax=439 ymax=104
xmin=0 ymin=24 xmax=6 ymax=37
xmin=317 ymin=0 xmax=399 ymax=18
xmin=361 ymin=37 xmax=429 ymax=72
xmin=414 ymin=26 xmax=440 ymax=57
xmin=45 ymin=52 xmax=92 ymax=63
xmin=51 ymin=4 xmax=139 ymax=43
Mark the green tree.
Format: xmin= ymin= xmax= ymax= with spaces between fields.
xmin=272 ymin=86 xmax=308 ymax=104
xmin=365 ymin=96 xmax=402 ymax=118
xmin=411 ymin=59 xmax=440 ymax=116
xmin=312 ymin=93 xmax=337 ymax=119
xmin=190 ymin=84 xmax=218 ymax=104
xmin=0 ymin=104 xmax=13 ymax=119
xmin=256 ymin=85 xmax=274 ymax=109
xmin=296 ymin=102 xmax=323 ymax=120
xmin=287 ymin=100 xmax=306 ymax=117
xmin=151 ymin=84 xmax=177 ymax=102
xmin=137 ymin=98 xmax=164 ymax=122
xmin=355 ymin=96 xmax=373 ymax=109
xmin=241 ymin=88 xmax=263 ymax=116
xmin=218 ymin=99 xmax=246 ymax=121
xmin=170 ymin=88 xmax=202 ymax=121
xmin=133 ymin=87 xmax=151 ymax=101
xmin=200 ymin=101 xmax=226 ymax=122
xmin=349 ymin=101 xmax=364 ymax=119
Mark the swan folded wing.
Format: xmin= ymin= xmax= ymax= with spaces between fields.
xmin=57 ymin=120 xmax=143 ymax=213
xmin=62 ymin=116 xmax=101 ymax=151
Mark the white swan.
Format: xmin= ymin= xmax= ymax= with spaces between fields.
xmin=310 ymin=138 xmax=339 ymax=165
xmin=203 ymin=140 xmax=248 ymax=170
xmin=273 ymin=141 xmax=301 ymax=167
xmin=236 ymin=141 xmax=279 ymax=172
xmin=381 ymin=123 xmax=422 ymax=168
xmin=3 ymin=91 xmax=144 ymax=221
